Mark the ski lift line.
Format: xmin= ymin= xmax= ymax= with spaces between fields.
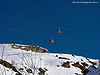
xmin=0 ymin=14 xmax=98 ymax=36
xmin=0 ymin=26 xmax=50 ymax=38
xmin=0 ymin=14 xmax=57 ymax=28
xmin=0 ymin=26 xmax=34 ymax=35
xmin=53 ymin=36 xmax=100 ymax=43
xmin=61 ymin=27 xmax=97 ymax=35
xmin=1 ymin=26 xmax=100 ymax=44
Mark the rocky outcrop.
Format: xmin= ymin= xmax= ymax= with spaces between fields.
xmin=11 ymin=44 xmax=50 ymax=53
xmin=81 ymin=62 xmax=89 ymax=67
xmin=38 ymin=68 xmax=48 ymax=75
xmin=58 ymin=57 xmax=70 ymax=60
xmin=72 ymin=62 xmax=89 ymax=74
xmin=86 ymin=58 xmax=97 ymax=66
xmin=62 ymin=61 xmax=70 ymax=68
xmin=0 ymin=59 xmax=22 ymax=75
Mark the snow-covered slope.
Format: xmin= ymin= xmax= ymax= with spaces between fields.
xmin=0 ymin=44 xmax=100 ymax=75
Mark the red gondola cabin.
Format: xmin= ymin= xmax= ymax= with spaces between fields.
xmin=57 ymin=27 xmax=61 ymax=34
xmin=50 ymin=37 xmax=54 ymax=44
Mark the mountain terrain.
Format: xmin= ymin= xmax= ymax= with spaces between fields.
xmin=0 ymin=44 xmax=100 ymax=75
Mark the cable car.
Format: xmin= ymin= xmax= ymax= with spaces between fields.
xmin=50 ymin=36 xmax=54 ymax=44
xmin=57 ymin=27 xmax=61 ymax=34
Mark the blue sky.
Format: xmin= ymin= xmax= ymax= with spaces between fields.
xmin=0 ymin=0 xmax=100 ymax=59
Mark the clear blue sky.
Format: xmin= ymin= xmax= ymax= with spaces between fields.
xmin=0 ymin=0 xmax=100 ymax=59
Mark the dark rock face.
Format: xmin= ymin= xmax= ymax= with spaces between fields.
xmin=0 ymin=59 xmax=22 ymax=75
xmin=75 ymin=73 xmax=81 ymax=75
xmin=26 ymin=68 xmax=33 ymax=73
xmin=86 ymin=58 xmax=97 ymax=66
xmin=58 ymin=57 xmax=70 ymax=60
xmin=72 ymin=62 xmax=89 ymax=74
xmin=81 ymin=62 xmax=89 ymax=67
xmin=38 ymin=68 xmax=48 ymax=75
xmin=62 ymin=61 xmax=70 ymax=68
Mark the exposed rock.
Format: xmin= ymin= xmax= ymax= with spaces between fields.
xmin=26 ymin=68 xmax=33 ymax=73
xmin=44 ymin=68 xmax=48 ymax=71
xmin=91 ymin=65 xmax=96 ymax=69
xmin=62 ymin=61 xmax=70 ymax=68
xmin=75 ymin=73 xmax=81 ymax=75
xmin=56 ymin=55 xmax=58 ymax=57
xmin=38 ymin=68 xmax=47 ymax=75
xmin=81 ymin=62 xmax=89 ymax=67
xmin=11 ymin=44 xmax=50 ymax=53
xmin=72 ymin=54 xmax=75 ymax=57
xmin=99 ymin=60 xmax=100 ymax=63
xmin=57 ymin=65 xmax=60 ymax=67
xmin=0 ymin=59 xmax=22 ymax=75
xmin=15 ymin=73 xmax=22 ymax=75
xmin=72 ymin=62 xmax=89 ymax=74
xmin=19 ymin=68 xmax=24 ymax=71
xmin=59 ymin=57 xmax=70 ymax=60
xmin=86 ymin=58 xmax=96 ymax=66
xmin=81 ymin=59 xmax=83 ymax=61
xmin=82 ymin=69 xmax=89 ymax=75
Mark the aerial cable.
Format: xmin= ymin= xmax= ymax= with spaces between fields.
xmin=61 ymin=27 xmax=97 ymax=35
xmin=0 ymin=14 xmax=57 ymax=28
xmin=0 ymin=26 xmax=100 ymax=44
xmin=0 ymin=26 xmax=49 ymax=38
xmin=0 ymin=14 xmax=98 ymax=36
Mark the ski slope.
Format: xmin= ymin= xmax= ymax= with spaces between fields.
xmin=0 ymin=44 xmax=100 ymax=75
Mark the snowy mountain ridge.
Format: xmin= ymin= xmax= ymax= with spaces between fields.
xmin=0 ymin=44 xmax=100 ymax=75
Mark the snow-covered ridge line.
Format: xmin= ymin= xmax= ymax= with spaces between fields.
xmin=0 ymin=44 xmax=100 ymax=75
